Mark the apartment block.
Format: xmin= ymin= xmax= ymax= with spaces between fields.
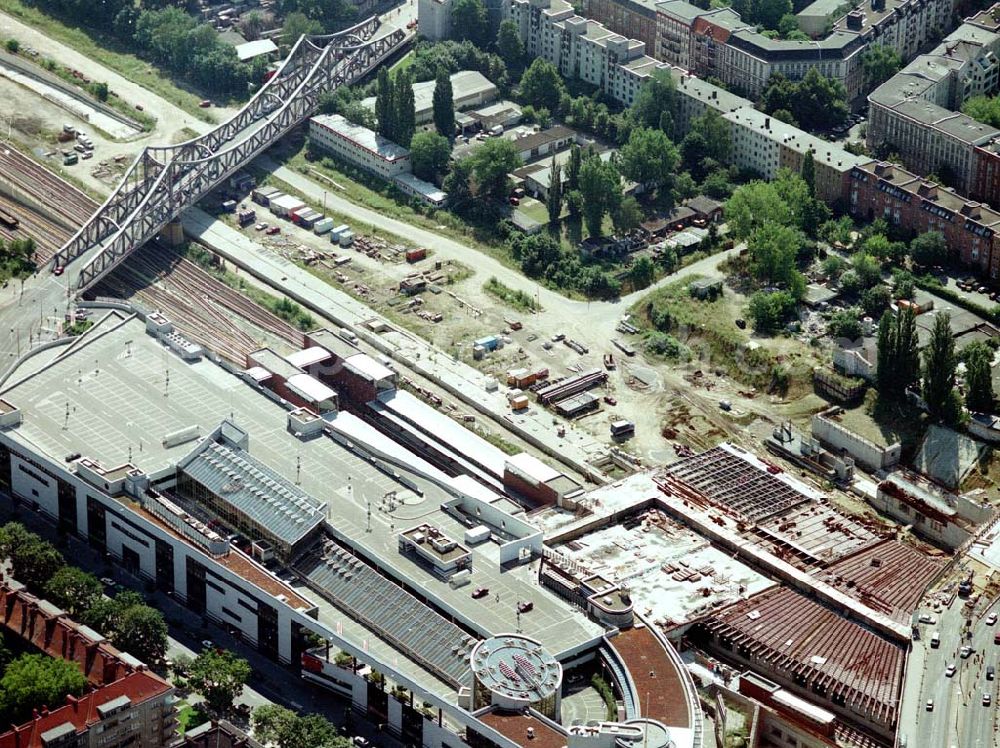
xmin=0 ymin=581 xmax=175 ymax=748
xmin=847 ymin=160 xmax=1000 ymax=278
xmin=723 ymin=107 xmax=870 ymax=202
xmin=867 ymin=15 xmax=1000 ymax=196
xmin=506 ymin=0 xmax=670 ymax=106
xmin=653 ymin=0 xmax=867 ymax=99
xmin=583 ymin=0 xmax=658 ymax=53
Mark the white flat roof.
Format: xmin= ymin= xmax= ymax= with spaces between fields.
xmin=773 ymin=689 xmax=836 ymax=725
xmin=245 ymin=366 xmax=271 ymax=382
xmin=271 ymin=194 xmax=306 ymax=210
xmin=286 ymin=346 xmax=332 ymax=369
xmin=345 ymin=353 xmax=394 ymax=382
xmin=310 ymin=114 xmax=410 ymax=163
xmin=377 ymin=390 xmax=507 ymax=478
xmin=286 ymin=373 xmax=337 ymax=404
xmin=506 ymin=451 xmax=560 ymax=483
xmin=235 ymin=38 xmax=278 ymax=61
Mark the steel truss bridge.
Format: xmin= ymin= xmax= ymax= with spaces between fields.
xmin=52 ymin=17 xmax=406 ymax=290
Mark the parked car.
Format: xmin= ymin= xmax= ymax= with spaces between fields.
xmin=471 ymin=587 xmax=489 ymax=599
xmin=962 ymin=645 xmax=974 ymax=659
xmin=984 ymin=693 xmax=992 ymax=707
xmin=199 ymin=99 xmax=212 ymax=108
xmin=946 ymin=664 xmax=956 ymax=677
xmin=926 ymin=699 xmax=934 ymax=711
xmin=987 ymin=613 xmax=997 ymax=626
xmin=517 ymin=601 xmax=534 ymax=613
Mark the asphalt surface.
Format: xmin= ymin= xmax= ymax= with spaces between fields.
xmin=907 ymin=598 xmax=999 ymax=748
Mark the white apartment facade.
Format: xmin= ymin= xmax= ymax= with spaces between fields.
xmin=506 ymin=0 xmax=670 ymax=106
xmin=309 ymin=114 xmax=412 ymax=179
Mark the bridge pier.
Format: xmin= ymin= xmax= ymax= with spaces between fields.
xmin=161 ymin=219 xmax=185 ymax=247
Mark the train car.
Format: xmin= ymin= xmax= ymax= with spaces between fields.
xmin=0 ymin=209 xmax=19 ymax=230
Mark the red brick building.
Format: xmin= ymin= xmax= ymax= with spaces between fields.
xmin=0 ymin=581 xmax=175 ymax=748
xmin=847 ymin=161 xmax=1000 ymax=281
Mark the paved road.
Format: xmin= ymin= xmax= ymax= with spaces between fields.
xmin=908 ymin=598 xmax=1000 ymax=748
xmin=0 ymin=12 xmax=220 ymax=142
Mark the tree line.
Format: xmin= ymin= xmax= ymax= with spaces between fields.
xmin=29 ymin=0 xmax=266 ymax=97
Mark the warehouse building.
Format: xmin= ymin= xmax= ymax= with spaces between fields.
xmin=309 ymin=114 xmax=412 ymax=179
xmin=0 ymin=311 xmax=705 ymax=748
xmin=362 ymin=70 xmax=498 ymax=126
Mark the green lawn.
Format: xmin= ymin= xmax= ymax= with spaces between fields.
xmin=0 ymin=0 xmax=216 ymax=122
xmin=175 ymin=704 xmax=209 ymax=735
xmin=390 ymin=50 xmax=415 ymax=75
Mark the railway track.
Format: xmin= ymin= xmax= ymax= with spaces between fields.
xmin=0 ymin=147 xmax=95 ymax=226
xmin=0 ymin=144 xmax=303 ymax=362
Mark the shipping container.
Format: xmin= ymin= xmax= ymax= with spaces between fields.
xmin=237 ymin=209 xmax=256 ymax=227
xmin=251 ymin=186 xmax=280 ymax=205
xmin=475 ymin=335 xmax=499 ymax=352
xmin=221 ymin=199 xmax=238 ymax=213
xmin=338 ymin=231 xmax=354 ymax=247
xmin=329 ymin=224 xmax=349 ymax=239
xmin=511 ymin=395 xmax=529 ymax=410
xmin=299 ymin=211 xmax=322 ymax=230
xmin=313 ymin=217 xmax=336 ymax=235
xmin=405 ymin=248 xmax=427 ymax=263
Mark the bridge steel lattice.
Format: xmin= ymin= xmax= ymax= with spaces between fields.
xmin=52 ymin=17 xmax=406 ymax=291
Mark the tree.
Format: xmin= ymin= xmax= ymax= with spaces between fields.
xmin=375 ymin=67 xmax=393 ymax=141
xmin=964 ymin=341 xmax=995 ymax=413
xmin=726 ymin=181 xmax=793 ymax=240
xmin=820 ymin=216 xmax=854 ymax=247
xmin=861 ymin=285 xmax=892 ymax=316
xmin=519 ymin=59 xmax=566 ymax=114
xmin=442 ymin=158 xmax=474 ymax=213
xmin=852 ymin=252 xmax=881 ymax=290
xmin=910 ymin=230 xmax=949 ymax=267
xmin=432 ymin=68 xmax=455 ymax=140
xmin=281 ymin=11 xmax=322 ymax=46
xmin=578 ymin=155 xmax=621 ymax=238
xmin=629 ymin=255 xmax=655 ymax=290
xmin=828 ymin=310 xmax=862 ymax=340
xmin=630 ymin=69 xmax=676 ymax=134
xmin=496 ymin=20 xmax=525 ymax=71
xmin=469 ymin=138 xmax=522 ymax=200
xmin=747 ymin=291 xmax=797 ymax=333
xmin=863 ymin=45 xmax=902 ymax=87
xmin=876 ymin=313 xmax=895 ymax=395
xmin=254 ymin=704 xmax=299 ymax=745
xmin=618 ymin=127 xmax=679 ymax=189
xmin=91 ymin=81 xmax=109 ymax=102
xmin=43 ymin=567 xmax=103 ymax=618
xmin=613 ymin=195 xmax=643 ymax=234
xmin=5 ymin=38 xmax=19 ymax=54
xmin=188 ymin=649 xmax=251 ymax=715
xmin=747 ymin=223 xmax=803 ymax=288
xmin=0 ymin=523 xmax=64 ymax=591
xmin=410 ymin=131 xmax=452 ymax=182
xmin=0 ymin=654 xmax=86 ymax=725
xmin=450 ymin=0 xmax=489 ymax=47
xmin=118 ymin=605 xmax=168 ymax=665
xmin=393 ymin=69 xmax=416 ymax=147
xmin=546 ymin=159 xmax=563 ymax=224
xmin=922 ymin=311 xmax=959 ymax=422
xmin=761 ymin=70 xmax=848 ymax=130
xmin=801 ymin=151 xmax=815 ymax=197
xmin=962 ymin=95 xmax=1000 ymax=128
xmin=566 ymin=144 xmax=582 ymax=191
